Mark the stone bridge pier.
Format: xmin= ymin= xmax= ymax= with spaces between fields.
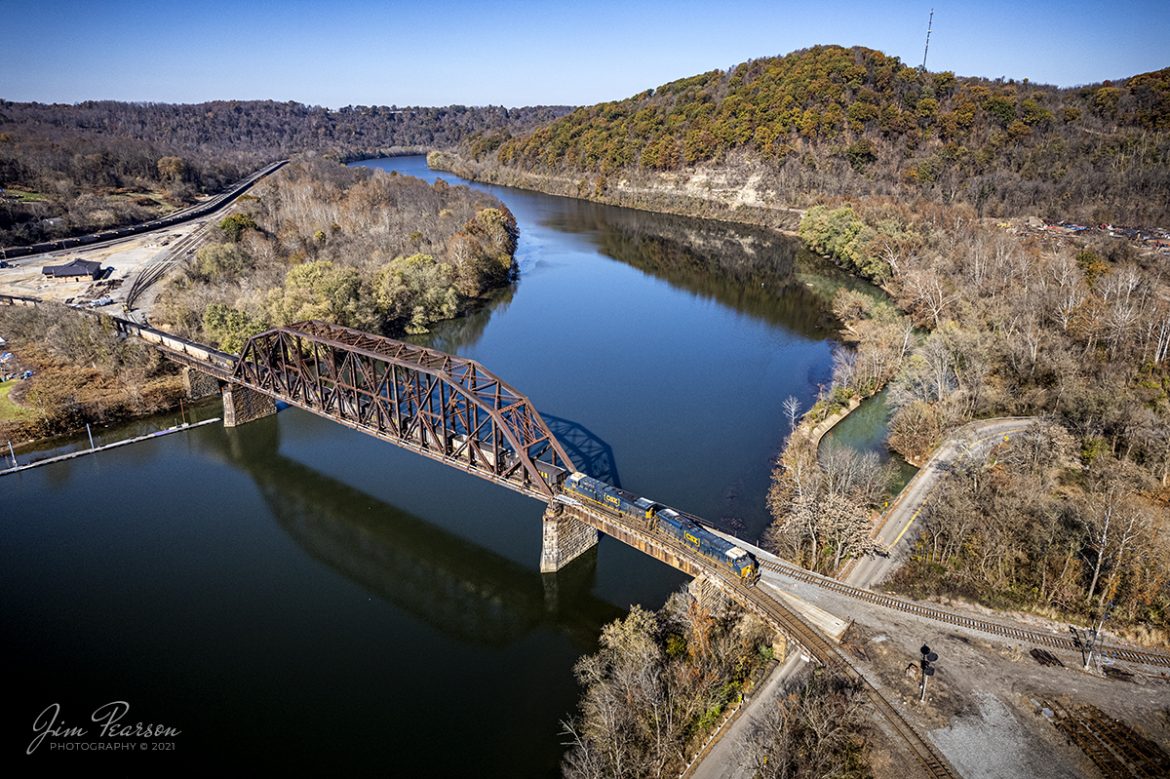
xmin=539 ymin=502 xmax=599 ymax=573
xmin=182 ymin=367 xmax=220 ymax=399
xmin=180 ymin=368 xmax=274 ymax=428
xmin=221 ymin=384 xmax=276 ymax=427
xmin=688 ymin=574 xmax=732 ymax=617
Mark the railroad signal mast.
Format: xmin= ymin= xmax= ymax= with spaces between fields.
xmin=921 ymin=9 xmax=934 ymax=71
xmin=919 ymin=644 xmax=939 ymax=702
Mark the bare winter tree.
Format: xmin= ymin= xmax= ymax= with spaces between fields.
xmin=783 ymin=395 xmax=801 ymax=435
xmin=740 ymin=671 xmax=872 ymax=779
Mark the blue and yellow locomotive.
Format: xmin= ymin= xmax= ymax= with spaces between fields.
xmin=560 ymin=471 xmax=760 ymax=584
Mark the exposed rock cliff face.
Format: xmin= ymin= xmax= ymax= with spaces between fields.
xmin=428 ymin=150 xmax=804 ymax=233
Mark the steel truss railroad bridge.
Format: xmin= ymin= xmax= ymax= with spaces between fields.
xmin=124 ymin=319 xmax=576 ymax=498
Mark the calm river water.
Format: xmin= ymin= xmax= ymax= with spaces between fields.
xmin=4 ymin=156 xmax=881 ymax=774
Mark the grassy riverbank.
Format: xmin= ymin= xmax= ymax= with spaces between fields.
xmin=0 ymin=381 xmax=34 ymax=423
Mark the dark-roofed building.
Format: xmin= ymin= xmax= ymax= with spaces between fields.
xmin=42 ymin=259 xmax=103 ymax=281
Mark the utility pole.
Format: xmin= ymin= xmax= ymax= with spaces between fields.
xmin=1072 ymin=602 xmax=1114 ymax=673
xmin=921 ymin=9 xmax=935 ymax=71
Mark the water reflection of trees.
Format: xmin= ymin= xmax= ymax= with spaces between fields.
xmin=544 ymin=202 xmax=862 ymax=340
xmin=414 ymin=281 xmax=516 ymax=354
xmin=413 ymin=193 xmax=892 ymax=352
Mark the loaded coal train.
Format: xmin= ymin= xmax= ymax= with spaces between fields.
xmin=550 ymin=469 xmax=760 ymax=584
xmin=0 ymin=160 xmax=286 ymax=260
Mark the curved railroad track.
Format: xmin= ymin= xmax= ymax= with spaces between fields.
xmin=722 ymin=573 xmax=959 ymax=778
xmin=758 ymin=559 xmax=1170 ymax=669
xmin=1 ymin=160 xmax=286 ymax=260
xmin=607 ymin=512 xmax=960 ymax=778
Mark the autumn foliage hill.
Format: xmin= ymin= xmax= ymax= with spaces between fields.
xmin=472 ymin=45 xmax=1170 ymax=225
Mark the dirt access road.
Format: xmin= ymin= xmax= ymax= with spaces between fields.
xmin=846 ymin=417 xmax=1039 ymax=587
xmin=686 ymin=417 xmax=1170 ymax=779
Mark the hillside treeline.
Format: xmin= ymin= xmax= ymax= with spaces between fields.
xmin=468 ymin=45 xmax=1170 ymax=225
xmin=155 ymin=159 xmax=518 ymax=348
xmin=0 ymin=100 xmax=569 ymax=246
xmin=768 ymin=200 xmax=1170 ymax=637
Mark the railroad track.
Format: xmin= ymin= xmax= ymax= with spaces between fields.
xmin=722 ymin=573 xmax=959 ymax=778
xmin=757 ymin=559 xmax=1170 ymax=669
xmin=1047 ymin=701 xmax=1170 ymax=778
xmin=1 ymin=160 xmax=285 ymax=261
xmin=572 ymin=506 xmax=960 ymax=778
xmin=125 ymin=221 xmax=213 ymax=309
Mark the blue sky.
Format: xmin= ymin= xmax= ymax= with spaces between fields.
xmin=3 ymin=0 xmax=1168 ymax=107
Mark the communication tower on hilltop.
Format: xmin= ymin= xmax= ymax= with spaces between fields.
xmin=921 ymin=9 xmax=935 ymax=71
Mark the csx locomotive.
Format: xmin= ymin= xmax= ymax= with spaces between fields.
xmin=555 ymin=470 xmax=760 ymax=584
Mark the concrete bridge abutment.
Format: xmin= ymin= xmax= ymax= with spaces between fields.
xmin=688 ymin=574 xmax=788 ymax=659
xmin=222 ymin=384 xmax=276 ymax=427
xmin=539 ymin=502 xmax=599 ymax=573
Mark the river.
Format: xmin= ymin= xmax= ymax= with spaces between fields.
xmin=4 ymin=156 xmax=883 ymax=774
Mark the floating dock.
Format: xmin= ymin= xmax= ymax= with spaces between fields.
xmin=1 ymin=417 xmax=220 ymax=476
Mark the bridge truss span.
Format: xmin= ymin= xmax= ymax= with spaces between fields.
xmin=232 ymin=320 xmax=576 ymax=497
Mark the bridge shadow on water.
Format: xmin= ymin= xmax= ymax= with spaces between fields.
xmin=202 ymin=416 xmax=624 ymax=651
xmin=541 ymin=413 xmax=622 ymax=487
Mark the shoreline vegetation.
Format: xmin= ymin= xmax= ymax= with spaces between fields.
xmin=0 ymin=159 xmax=522 ymax=446
xmin=0 ymin=304 xmax=188 ymax=445
xmin=154 ymin=158 xmax=520 ymax=347
xmin=560 ymin=589 xmax=872 ymax=779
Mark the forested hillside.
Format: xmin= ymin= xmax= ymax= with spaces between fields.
xmin=463 ymin=45 xmax=1170 ymax=224
xmin=767 ymin=201 xmax=1170 ymax=635
xmin=0 ymin=100 xmax=569 ymax=246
